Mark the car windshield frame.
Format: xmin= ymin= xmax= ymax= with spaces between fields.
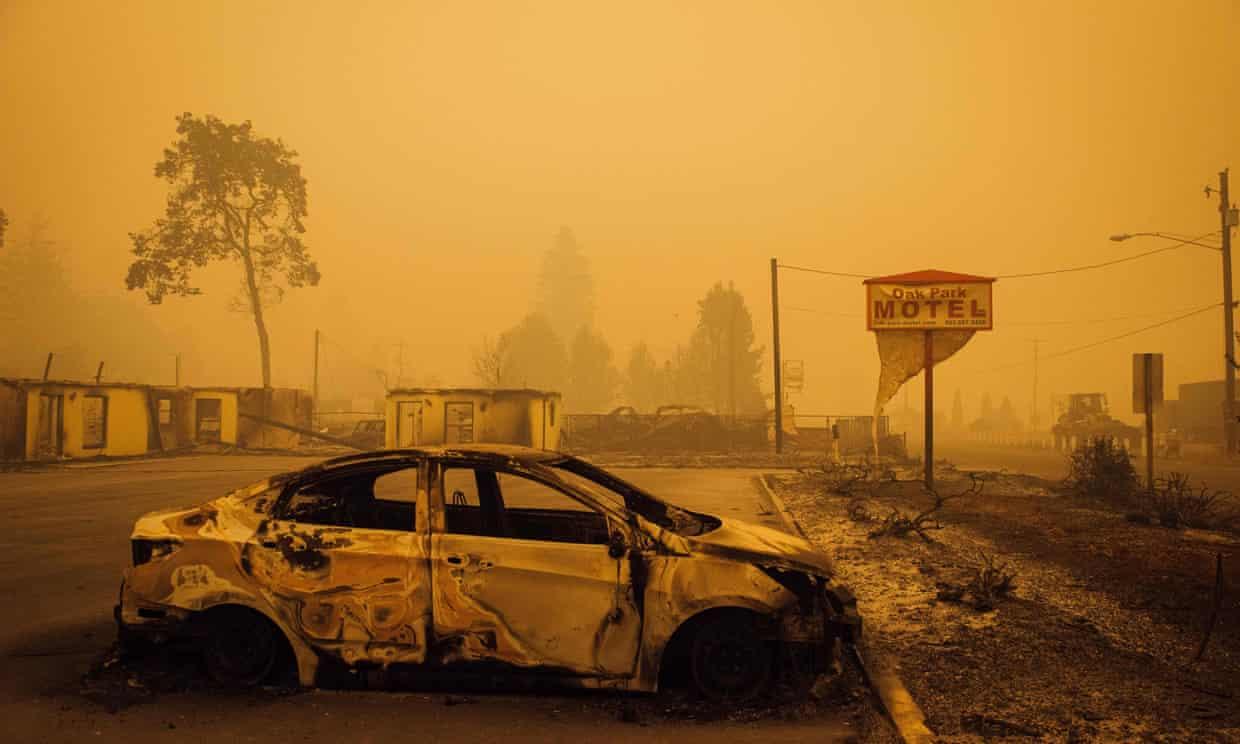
xmin=545 ymin=456 xmax=718 ymax=536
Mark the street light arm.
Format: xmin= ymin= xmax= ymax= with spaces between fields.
xmin=1110 ymin=231 xmax=1221 ymax=251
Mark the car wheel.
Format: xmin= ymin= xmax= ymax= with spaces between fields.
xmin=688 ymin=613 xmax=773 ymax=702
xmin=203 ymin=608 xmax=279 ymax=687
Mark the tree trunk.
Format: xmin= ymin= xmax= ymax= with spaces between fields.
xmin=240 ymin=241 xmax=272 ymax=389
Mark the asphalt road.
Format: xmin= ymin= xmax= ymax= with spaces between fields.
xmin=0 ymin=456 xmax=856 ymax=743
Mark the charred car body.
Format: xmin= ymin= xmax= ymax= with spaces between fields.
xmin=117 ymin=445 xmax=859 ymax=699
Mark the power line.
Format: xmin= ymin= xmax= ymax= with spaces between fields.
xmin=1004 ymin=306 xmax=1211 ymax=326
xmin=993 ymin=239 xmax=1200 ymax=278
xmin=785 ymin=305 xmax=861 ymax=317
xmin=777 ymin=231 xmax=1221 ymax=281
xmin=956 ymin=302 xmax=1222 ymax=376
xmin=778 ymin=264 xmax=871 ymax=278
xmin=1041 ymin=302 xmax=1221 ymax=361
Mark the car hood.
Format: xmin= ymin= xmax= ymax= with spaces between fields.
xmin=681 ymin=517 xmax=835 ymax=578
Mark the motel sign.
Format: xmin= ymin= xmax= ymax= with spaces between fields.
xmin=865 ymin=270 xmax=995 ymax=331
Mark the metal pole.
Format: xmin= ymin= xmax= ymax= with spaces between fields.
xmin=396 ymin=340 xmax=405 ymax=389
xmin=313 ymin=329 xmax=320 ymax=428
xmin=924 ymin=331 xmax=934 ymax=490
xmin=1219 ymin=169 xmax=1235 ymax=456
xmin=42 ymin=353 xmax=53 ymax=381
xmin=94 ymin=362 xmax=104 ymax=384
xmin=771 ymin=258 xmax=783 ymax=454
xmin=729 ymin=300 xmax=737 ymax=423
xmin=1144 ymin=354 xmax=1155 ymax=490
xmin=1031 ymin=339 xmax=1042 ymax=431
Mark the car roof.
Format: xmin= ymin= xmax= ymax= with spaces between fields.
xmin=310 ymin=443 xmax=565 ymax=473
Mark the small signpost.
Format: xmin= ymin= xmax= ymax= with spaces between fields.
xmin=1133 ymin=353 xmax=1164 ymax=490
xmin=865 ymin=270 xmax=996 ymax=489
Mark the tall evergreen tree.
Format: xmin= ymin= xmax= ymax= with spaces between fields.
xmin=683 ymin=282 xmax=765 ymax=415
xmin=496 ymin=313 xmax=567 ymax=392
xmin=534 ymin=227 xmax=594 ymax=344
xmin=566 ymin=327 xmax=619 ymax=413
xmin=975 ymin=392 xmax=996 ymax=430
xmin=624 ymin=342 xmax=665 ymax=412
xmin=0 ymin=217 xmax=74 ymax=376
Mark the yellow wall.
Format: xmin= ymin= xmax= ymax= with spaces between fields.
xmin=190 ymin=391 xmax=238 ymax=445
xmin=526 ymin=396 xmax=562 ymax=450
xmin=22 ymin=385 xmax=153 ymax=459
xmin=386 ymin=390 xmax=561 ymax=449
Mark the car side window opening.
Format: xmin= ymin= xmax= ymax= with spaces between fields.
xmin=278 ymin=466 xmax=418 ymax=532
xmin=442 ymin=466 xmax=609 ymax=545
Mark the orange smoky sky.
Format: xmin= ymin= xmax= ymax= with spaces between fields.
xmin=1 ymin=0 xmax=1236 ymax=421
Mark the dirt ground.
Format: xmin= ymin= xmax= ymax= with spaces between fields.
xmin=771 ymin=464 xmax=1240 ymax=743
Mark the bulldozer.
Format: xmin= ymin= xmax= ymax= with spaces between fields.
xmin=1051 ymin=393 xmax=1142 ymax=452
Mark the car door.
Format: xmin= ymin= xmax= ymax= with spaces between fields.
xmin=429 ymin=460 xmax=641 ymax=678
xmin=246 ymin=459 xmax=431 ymax=667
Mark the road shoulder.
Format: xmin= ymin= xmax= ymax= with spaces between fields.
xmin=757 ymin=474 xmax=931 ymax=744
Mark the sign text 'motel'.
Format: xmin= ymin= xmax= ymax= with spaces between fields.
xmin=864 ymin=269 xmax=996 ymax=331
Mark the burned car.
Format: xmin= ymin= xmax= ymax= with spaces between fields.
xmin=345 ymin=418 xmax=385 ymax=450
xmin=117 ymin=445 xmax=859 ymax=700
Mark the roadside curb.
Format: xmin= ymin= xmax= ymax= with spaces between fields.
xmin=755 ymin=473 xmax=810 ymax=538
xmin=756 ymin=473 xmax=936 ymax=744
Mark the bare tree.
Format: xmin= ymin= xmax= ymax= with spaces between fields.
xmin=472 ymin=335 xmax=505 ymax=388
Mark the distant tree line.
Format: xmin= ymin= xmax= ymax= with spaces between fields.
xmin=473 ymin=228 xmax=765 ymax=416
xmin=945 ymin=389 xmax=1023 ymax=433
xmin=0 ymin=213 xmax=178 ymax=382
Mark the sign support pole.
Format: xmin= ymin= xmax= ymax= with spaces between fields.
xmin=1144 ymin=354 xmax=1155 ymax=491
xmin=771 ymin=258 xmax=783 ymax=455
xmin=924 ymin=330 xmax=934 ymax=491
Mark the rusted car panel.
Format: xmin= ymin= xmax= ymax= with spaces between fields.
xmin=118 ymin=445 xmax=859 ymax=695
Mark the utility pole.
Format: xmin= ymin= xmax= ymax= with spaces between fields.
xmin=770 ymin=258 xmax=783 ymax=454
xmin=729 ymin=297 xmax=737 ymax=424
xmin=1143 ymin=354 xmax=1156 ymax=490
xmin=395 ymin=340 xmax=406 ymax=389
xmin=313 ymin=329 xmax=320 ymax=428
xmin=1214 ymin=169 xmax=1237 ymax=455
xmin=924 ymin=331 xmax=935 ymax=491
xmin=1030 ymin=338 xmax=1044 ymax=431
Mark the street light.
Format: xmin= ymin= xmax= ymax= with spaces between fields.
xmin=1111 ymin=176 xmax=1237 ymax=455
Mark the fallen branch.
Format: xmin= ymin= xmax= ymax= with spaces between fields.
xmin=868 ymin=472 xmax=986 ymax=541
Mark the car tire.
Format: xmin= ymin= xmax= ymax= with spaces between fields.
xmin=688 ymin=612 xmax=773 ymax=702
xmin=203 ymin=607 xmax=279 ymax=688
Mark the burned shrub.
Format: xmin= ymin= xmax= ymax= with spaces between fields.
xmin=1063 ymin=437 xmax=1139 ymax=504
xmin=846 ymin=499 xmax=874 ymax=523
xmin=965 ymin=550 xmax=1017 ymax=610
xmin=798 ymin=460 xmax=871 ymax=497
xmin=1146 ymin=472 xmax=1235 ymax=531
xmin=936 ymin=551 xmax=1017 ymax=612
